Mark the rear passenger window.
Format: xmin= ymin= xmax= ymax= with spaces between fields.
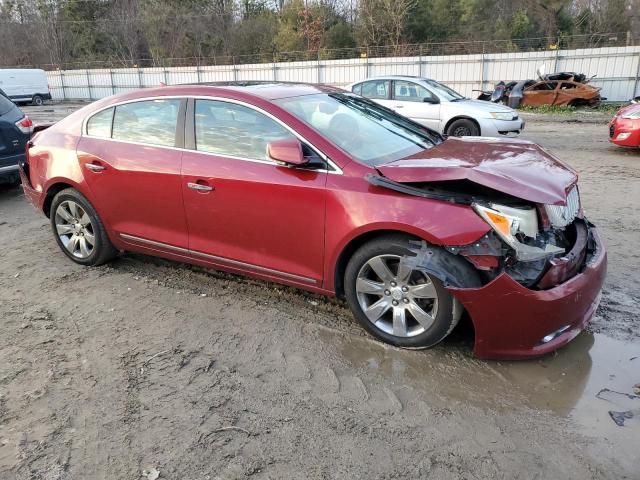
xmin=194 ymin=100 xmax=295 ymax=160
xmin=360 ymin=80 xmax=390 ymax=100
xmin=352 ymin=84 xmax=362 ymax=95
xmin=112 ymin=99 xmax=181 ymax=147
xmin=86 ymin=107 xmax=113 ymax=138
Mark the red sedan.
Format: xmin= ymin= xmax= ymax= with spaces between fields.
xmin=19 ymin=83 xmax=606 ymax=359
xmin=609 ymin=101 xmax=640 ymax=147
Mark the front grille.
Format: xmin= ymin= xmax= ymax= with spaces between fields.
xmin=609 ymin=124 xmax=615 ymax=138
xmin=545 ymin=185 xmax=580 ymax=229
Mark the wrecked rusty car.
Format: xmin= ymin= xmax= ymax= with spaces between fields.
xmin=478 ymin=72 xmax=602 ymax=108
xmin=19 ymin=83 xmax=606 ymax=360
xmin=519 ymin=78 xmax=601 ymax=107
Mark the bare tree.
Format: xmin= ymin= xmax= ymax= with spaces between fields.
xmin=104 ymin=0 xmax=143 ymax=66
xmin=33 ymin=0 xmax=67 ymax=66
xmin=358 ymin=0 xmax=416 ymax=51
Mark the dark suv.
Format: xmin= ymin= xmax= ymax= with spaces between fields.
xmin=0 ymin=91 xmax=32 ymax=185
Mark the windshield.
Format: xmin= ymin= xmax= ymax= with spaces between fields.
xmin=422 ymin=79 xmax=465 ymax=102
xmin=275 ymin=93 xmax=441 ymax=166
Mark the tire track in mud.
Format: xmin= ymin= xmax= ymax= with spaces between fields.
xmin=0 ymin=247 xmax=629 ymax=479
xmin=105 ymin=254 xmax=363 ymax=339
xmin=0 ymin=299 xmax=86 ymax=479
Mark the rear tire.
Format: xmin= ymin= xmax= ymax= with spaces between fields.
xmin=32 ymin=95 xmax=44 ymax=106
xmin=447 ymin=118 xmax=480 ymax=137
xmin=50 ymin=188 xmax=117 ymax=266
xmin=344 ymin=235 xmax=459 ymax=349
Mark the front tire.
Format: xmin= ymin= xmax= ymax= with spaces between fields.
xmin=50 ymin=188 xmax=117 ymax=266
xmin=447 ymin=118 xmax=480 ymax=137
xmin=32 ymin=95 xmax=44 ymax=106
xmin=344 ymin=235 xmax=458 ymax=349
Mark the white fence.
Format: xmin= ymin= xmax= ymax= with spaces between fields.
xmin=46 ymin=46 xmax=640 ymax=102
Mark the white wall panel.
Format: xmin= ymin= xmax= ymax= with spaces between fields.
xmin=46 ymin=46 xmax=640 ymax=102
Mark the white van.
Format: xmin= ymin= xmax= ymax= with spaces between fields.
xmin=0 ymin=69 xmax=51 ymax=106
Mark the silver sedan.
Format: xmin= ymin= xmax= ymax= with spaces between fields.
xmin=348 ymin=75 xmax=524 ymax=137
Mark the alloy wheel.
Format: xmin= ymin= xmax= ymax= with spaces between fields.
xmin=355 ymin=254 xmax=439 ymax=338
xmin=55 ymin=200 xmax=96 ymax=259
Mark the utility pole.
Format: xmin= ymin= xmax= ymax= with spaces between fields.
xmin=629 ymin=0 xmax=640 ymax=45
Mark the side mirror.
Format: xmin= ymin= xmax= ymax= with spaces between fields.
xmin=267 ymin=138 xmax=308 ymax=167
xmin=423 ymin=97 xmax=440 ymax=104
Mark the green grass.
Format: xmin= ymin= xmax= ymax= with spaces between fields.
xmin=518 ymin=103 xmax=624 ymax=115
xmin=518 ymin=105 xmax=577 ymax=114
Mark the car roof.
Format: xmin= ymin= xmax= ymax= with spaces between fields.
xmin=356 ymin=75 xmax=436 ymax=82
xmin=182 ymin=81 xmax=343 ymax=99
xmin=103 ymin=82 xmax=345 ymax=105
xmin=56 ymin=82 xmax=349 ymax=134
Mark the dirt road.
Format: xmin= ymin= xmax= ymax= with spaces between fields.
xmin=1 ymin=108 xmax=639 ymax=479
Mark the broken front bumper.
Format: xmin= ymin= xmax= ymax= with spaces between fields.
xmin=449 ymin=227 xmax=607 ymax=360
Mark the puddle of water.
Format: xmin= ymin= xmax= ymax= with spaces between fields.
xmin=320 ymin=328 xmax=640 ymax=459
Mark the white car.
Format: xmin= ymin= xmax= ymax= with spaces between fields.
xmin=347 ymin=76 xmax=524 ymax=137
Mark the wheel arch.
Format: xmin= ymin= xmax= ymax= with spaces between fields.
xmin=333 ymin=229 xmax=420 ymax=298
xmin=444 ymin=115 xmax=481 ymax=136
xmin=42 ymin=179 xmax=89 ymax=218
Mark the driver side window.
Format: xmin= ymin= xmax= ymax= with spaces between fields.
xmin=195 ymin=100 xmax=296 ymax=161
xmin=393 ymin=80 xmax=434 ymax=103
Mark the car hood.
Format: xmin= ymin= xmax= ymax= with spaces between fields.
xmin=445 ymin=99 xmax=516 ymax=116
xmin=375 ymin=136 xmax=578 ymax=205
xmin=614 ymin=103 xmax=640 ymax=118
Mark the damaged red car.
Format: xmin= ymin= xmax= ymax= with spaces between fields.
xmin=19 ymin=83 xmax=606 ymax=359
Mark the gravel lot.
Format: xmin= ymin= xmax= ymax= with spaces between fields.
xmin=0 ymin=103 xmax=639 ymax=479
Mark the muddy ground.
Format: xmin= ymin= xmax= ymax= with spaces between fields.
xmin=1 ymin=105 xmax=639 ymax=479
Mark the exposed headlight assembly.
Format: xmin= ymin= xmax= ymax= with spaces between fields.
xmin=473 ymin=203 xmax=564 ymax=261
xmin=490 ymin=112 xmax=516 ymax=121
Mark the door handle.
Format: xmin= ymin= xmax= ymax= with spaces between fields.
xmin=187 ymin=182 xmax=214 ymax=192
xmin=85 ymin=163 xmax=106 ymax=172
xmin=395 ymin=105 xmax=404 ymax=108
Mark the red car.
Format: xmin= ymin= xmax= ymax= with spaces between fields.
xmin=19 ymin=84 xmax=606 ymax=359
xmin=609 ymin=101 xmax=640 ymax=147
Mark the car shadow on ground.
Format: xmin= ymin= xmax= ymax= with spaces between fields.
xmin=0 ymin=182 xmax=23 ymax=202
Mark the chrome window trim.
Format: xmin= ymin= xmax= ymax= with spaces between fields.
xmin=119 ymin=233 xmax=317 ymax=285
xmin=82 ymin=94 xmax=343 ymax=175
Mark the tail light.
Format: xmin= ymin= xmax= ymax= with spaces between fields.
xmin=16 ymin=115 xmax=34 ymax=135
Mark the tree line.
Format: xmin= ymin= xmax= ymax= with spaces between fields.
xmin=0 ymin=0 xmax=635 ymax=69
